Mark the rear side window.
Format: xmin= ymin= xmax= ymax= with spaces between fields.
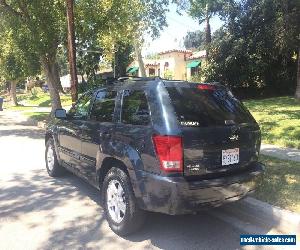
xmin=167 ymin=86 xmax=255 ymax=127
xmin=90 ymin=90 xmax=117 ymax=122
xmin=122 ymin=90 xmax=150 ymax=126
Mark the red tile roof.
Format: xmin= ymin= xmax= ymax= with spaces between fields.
xmin=158 ymin=49 xmax=192 ymax=55
xmin=187 ymin=50 xmax=207 ymax=60
xmin=145 ymin=63 xmax=159 ymax=66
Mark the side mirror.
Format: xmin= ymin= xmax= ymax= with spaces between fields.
xmin=54 ymin=108 xmax=67 ymax=119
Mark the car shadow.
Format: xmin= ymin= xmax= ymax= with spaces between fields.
xmin=0 ymin=168 xmax=277 ymax=250
xmin=0 ymin=128 xmax=44 ymax=139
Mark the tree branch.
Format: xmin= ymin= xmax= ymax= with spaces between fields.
xmin=18 ymin=0 xmax=30 ymax=20
xmin=0 ymin=0 xmax=24 ymax=19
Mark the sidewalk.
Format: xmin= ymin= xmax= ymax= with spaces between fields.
xmin=0 ymin=110 xmax=44 ymax=141
xmin=0 ymin=109 xmax=36 ymax=127
xmin=261 ymin=144 xmax=300 ymax=162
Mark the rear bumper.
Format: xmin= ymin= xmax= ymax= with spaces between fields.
xmin=137 ymin=162 xmax=264 ymax=215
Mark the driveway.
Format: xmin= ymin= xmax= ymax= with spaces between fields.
xmin=0 ymin=111 xmax=286 ymax=250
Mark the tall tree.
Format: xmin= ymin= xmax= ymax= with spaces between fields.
xmin=92 ymin=0 xmax=169 ymax=76
xmin=0 ymin=28 xmax=39 ymax=106
xmin=174 ymin=0 xmax=224 ymax=48
xmin=74 ymin=0 xmax=132 ymax=80
xmin=204 ymin=0 xmax=300 ymax=96
xmin=0 ymin=0 xmax=170 ymax=108
xmin=113 ymin=42 xmax=134 ymax=78
xmin=0 ymin=0 xmax=66 ymax=112
xmin=133 ymin=0 xmax=169 ymax=76
xmin=183 ymin=30 xmax=206 ymax=50
xmin=74 ymin=1 xmax=102 ymax=83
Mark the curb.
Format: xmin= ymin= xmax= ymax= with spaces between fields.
xmin=242 ymin=197 xmax=300 ymax=233
xmin=218 ymin=197 xmax=300 ymax=234
xmin=261 ymin=144 xmax=300 ymax=162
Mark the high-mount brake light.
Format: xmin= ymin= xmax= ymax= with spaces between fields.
xmin=152 ymin=135 xmax=183 ymax=173
xmin=197 ymin=84 xmax=215 ymax=90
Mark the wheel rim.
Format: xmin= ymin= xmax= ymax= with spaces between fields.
xmin=106 ymin=179 xmax=126 ymax=223
xmin=47 ymin=145 xmax=55 ymax=171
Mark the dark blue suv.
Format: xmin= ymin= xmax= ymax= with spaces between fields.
xmin=45 ymin=78 xmax=264 ymax=235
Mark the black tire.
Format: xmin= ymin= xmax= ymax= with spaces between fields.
xmin=102 ymin=167 xmax=146 ymax=236
xmin=45 ymin=138 xmax=66 ymax=177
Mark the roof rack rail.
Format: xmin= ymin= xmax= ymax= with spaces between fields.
xmin=118 ymin=76 xmax=162 ymax=81
xmin=117 ymin=77 xmax=130 ymax=82
xmin=104 ymin=77 xmax=118 ymax=85
xmin=161 ymin=78 xmax=186 ymax=82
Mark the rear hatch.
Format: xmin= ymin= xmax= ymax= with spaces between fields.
xmin=166 ymin=83 xmax=261 ymax=178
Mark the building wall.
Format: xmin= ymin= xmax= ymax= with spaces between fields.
xmin=186 ymin=67 xmax=192 ymax=80
xmin=173 ymin=52 xmax=187 ymax=80
xmin=130 ymin=51 xmax=206 ymax=81
xmin=158 ymin=53 xmax=176 ymax=79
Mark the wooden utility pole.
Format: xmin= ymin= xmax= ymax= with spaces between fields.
xmin=66 ymin=0 xmax=78 ymax=103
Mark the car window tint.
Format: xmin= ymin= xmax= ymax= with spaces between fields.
xmin=68 ymin=92 xmax=92 ymax=119
xmin=90 ymin=90 xmax=117 ymax=122
xmin=122 ymin=90 xmax=150 ymax=126
xmin=167 ymin=86 xmax=255 ymax=127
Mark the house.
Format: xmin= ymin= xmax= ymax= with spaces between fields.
xmin=185 ymin=50 xmax=207 ymax=80
xmin=127 ymin=49 xmax=206 ymax=81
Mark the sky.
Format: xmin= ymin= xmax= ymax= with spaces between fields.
xmin=142 ymin=4 xmax=223 ymax=55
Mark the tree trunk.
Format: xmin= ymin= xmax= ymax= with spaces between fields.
xmin=6 ymin=81 xmax=10 ymax=94
xmin=205 ymin=16 xmax=211 ymax=45
xmin=54 ymin=62 xmax=65 ymax=93
xmin=205 ymin=4 xmax=211 ymax=59
xmin=134 ymin=41 xmax=146 ymax=77
xmin=10 ymin=80 xmax=18 ymax=106
xmin=113 ymin=47 xmax=118 ymax=78
xmin=25 ymin=77 xmax=29 ymax=92
xmin=41 ymin=55 xmax=62 ymax=114
xmin=295 ymin=48 xmax=300 ymax=100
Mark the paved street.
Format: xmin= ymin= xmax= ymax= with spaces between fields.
xmin=0 ymin=111 xmax=294 ymax=250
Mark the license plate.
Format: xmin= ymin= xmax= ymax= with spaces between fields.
xmin=222 ymin=148 xmax=239 ymax=166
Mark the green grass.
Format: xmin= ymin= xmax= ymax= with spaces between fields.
xmin=17 ymin=92 xmax=72 ymax=107
xmin=253 ymin=155 xmax=300 ymax=213
xmin=23 ymin=111 xmax=50 ymax=122
xmin=5 ymin=105 xmax=36 ymax=111
xmin=3 ymin=89 xmax=72 ymax=110
xmin=244 ymin=96 xmax=300 ymax=149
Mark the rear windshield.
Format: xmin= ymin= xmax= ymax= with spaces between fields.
xmin=167 ymin=86 xmax=255 ymax=127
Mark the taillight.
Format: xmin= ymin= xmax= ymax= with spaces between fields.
xmin=197 ymin=84 xmax=215 ymax=90
xmin=152 ymin=135 xmax=183 ymax=173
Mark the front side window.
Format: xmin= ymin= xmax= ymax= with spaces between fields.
xmin=68 ymin=92 xmax=92 ymax=119
xmin=90 ymin=90 xmax=117 ymax=122
xmin=121 ymin=90 xmax=150 ymax=126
